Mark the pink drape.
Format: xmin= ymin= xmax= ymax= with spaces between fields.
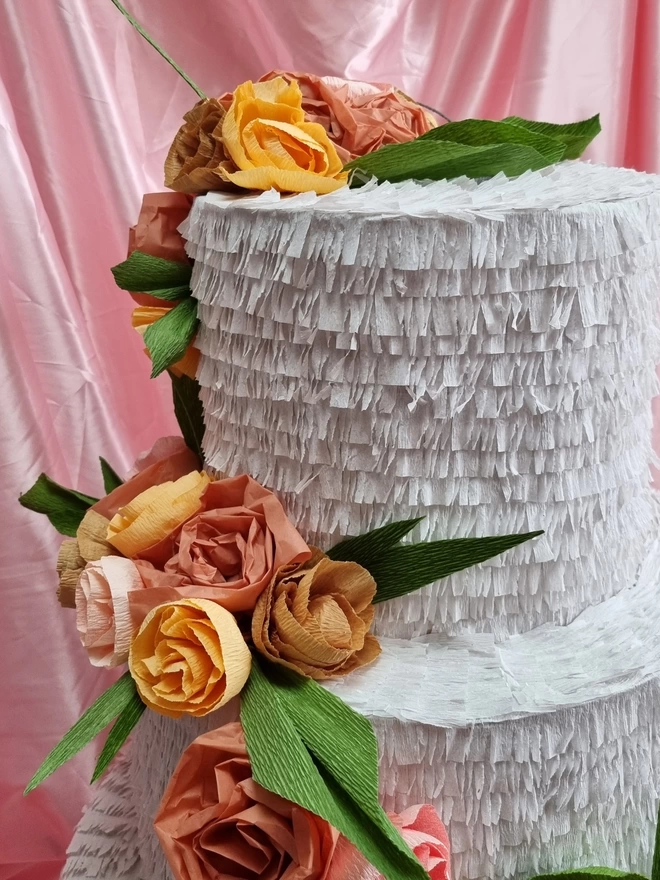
xmin=1 ymin=1 xmax=659 ymax=878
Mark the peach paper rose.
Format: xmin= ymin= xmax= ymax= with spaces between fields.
xmin=328 ymin=804 xmax=451 ymax=880
xmin=129 ymin=598 xmax=251 ymax=718
xmin=129 ymin=474 xmax=311 ymax=621
xmin=56 ymin=508 xmax=117 ymax=609
xmin=257 ymin=71 xmax=437 ymax=164
xmin=165 ymin=98 xmax=236 ymax=195
xmin=75 ymin=556 xmax=145 ymax=667
xmin=252 ymin=548 xmax=381 ymax=679
xmin=155 ymin=721 xmax=339 ymax=880
xmin=106 ymin=470 xmax=210 ymax=558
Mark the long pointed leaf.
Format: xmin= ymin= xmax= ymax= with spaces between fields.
xmin=25 ymin=672 xmax=136 ymax=794
xmin=143 ymin=297 xmax=199 ymax=378
xmin=241 ymin=660 xmax=428 ymax=880
xmin=346 ymin=140 xmax=549 ymax=184
xmin=502 ymin=114 xmax=601 ymax=159
xmin=99 ymin=458 xmax=123 ymax=494
xmin=19 ymin=474 xmax=98 ymax=537
xmin=169 ymin=371 xmax=205 ymax=458
xmin=327 ymin=517 xmax=424 ymax=567
xmin=369 ymin=531 xmax=543 ymax=603
xmin=422 ymin=119 xmax=566 ymax=163
xmin=91 ymin=689 xmax=146 ymax=782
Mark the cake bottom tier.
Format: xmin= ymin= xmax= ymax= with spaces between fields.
xmin=61 ymin=678 xmax=660 ymax=880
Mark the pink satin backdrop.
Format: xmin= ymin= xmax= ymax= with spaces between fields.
xmin=1 ymin=1 xmax=659 ymax=878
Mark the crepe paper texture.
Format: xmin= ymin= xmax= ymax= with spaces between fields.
xmin=112 ymin=250 xmax=192 ymax=295
xmin=19 ymin=473 xmax=97 ymax=537
xmin=100 ymin=457 xmax=123 ymax=493
xmin=154 ymin=721 xmax=339 ymax=880
xmin=141 ymin=298 xmax=200 ymax=378
xmin=128 ymin=598 xmax=251 ymax=718
xmin=169 ymin=372 xmax=205 ymax=459
xmin=56 ymin=509 xmax=118 ymax=608
xmin=252 ymin=547 xmax=381 ymax=679
xmin=241 ymin=658 xmax=429 ymax=880
xmin=91 ymin=686 xmax=146 ymax=783
xmin=127 ymin=192 xmax=193 ymax=270
xmin=106 ymin=470 xmax=210 ymax=557
xmin=345 ymin=114 xmax=601 ymax=184
xmin=24 ymin=671 xmax=138 ymax=794
xmin=528 ymin=872 xmax=648 ymax=879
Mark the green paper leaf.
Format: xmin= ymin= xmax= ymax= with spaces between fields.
xmin=143 ymin=297 xmax=199 ymax=378
xmin=346 ymin=139 xmax=550 ymax=185
xmin=111 ymin=250 xmax=192 ymax=292
xmin=369 ymin=531 xmax=544 ymax=603
xmin=25 ymin=672 xmax=137 ymax=794
xmin=421 ymin=119 xmax=566 ymax=164
xmin=327 ymin=517 xmax=424 ymax=567
xmin=241 ymin=660 xmax=428 ymax=880
xmin=529 ymin=871 xmax=648 ymax=880
xmin=169 ymin=370 xmax=205 ymax=458
xmin=141 ymin=285 xmax=191 ymax=302
xmin=91 ymin=688 xmax=146 ymax=783
xmin=99 ymin=457 xmax=123 ymax=494
xmin=502 ymin=114 xmax=601 ymax=159
xmin=19 ymin=474 xmax=98 ymax=537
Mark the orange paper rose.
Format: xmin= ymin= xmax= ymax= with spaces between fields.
xmin=252 ymin=548 xmax=380 ymax=679
xmin=155 ymin=721 xmax=339 ymax=880
xmin=221 ymin=78 xmax=348 ymax=194
xmin=129 ymin=598 xmax=251 ymax=718
xmin=130 ymin=474 xmax=311 ymax=620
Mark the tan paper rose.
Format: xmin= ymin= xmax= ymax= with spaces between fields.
xmin=155 ymin=721 xmax=339 ymax=880
xmin=128 ymin=598 xmax=251 ymax=718
xmin=164 ymin=98 xmax=237 ymax=194
xmin=252 ymin=548 xmax=381 ymax=679
xmin=56 ymin=509 xmax=117 ymax=609
xmin=75 ymin=556 xmax=145 ymax=667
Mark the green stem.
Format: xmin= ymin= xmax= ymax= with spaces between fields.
xmin=110 ymin=0 xmax=207 ymax=100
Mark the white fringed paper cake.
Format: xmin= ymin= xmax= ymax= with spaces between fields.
xmin=62 ymin=162 xmax=660 ymax=880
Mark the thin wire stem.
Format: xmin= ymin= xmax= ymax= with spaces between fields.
xmin=109 ymin=0 xmax=207 ymax=100
xmin=417 ymin=101 xmax=452 ymax=124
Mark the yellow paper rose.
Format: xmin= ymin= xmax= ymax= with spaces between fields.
xmin=107 ymin=470 xmax=210 ymax=557
xmin=222 ymin=78 xmax=348 ymax=195
xmin=129 ymin=598 xmax=251 ymax=718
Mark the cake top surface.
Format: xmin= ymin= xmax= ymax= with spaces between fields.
xmin=198 ymin=162 xmax=660 ymax=221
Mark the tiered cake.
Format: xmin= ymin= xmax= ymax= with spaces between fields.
xmin=62 ymin=162 xmax=660 ymax=880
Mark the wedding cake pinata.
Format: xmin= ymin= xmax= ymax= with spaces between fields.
xmin=20 ymin=12 xmax=660 ymax=880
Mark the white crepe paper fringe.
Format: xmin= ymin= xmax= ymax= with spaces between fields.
xmin=185 ymin=166 xmax=660 ymax=642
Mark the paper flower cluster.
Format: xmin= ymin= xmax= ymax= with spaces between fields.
xmin=165 ymin=71 xmax=436 ymax=196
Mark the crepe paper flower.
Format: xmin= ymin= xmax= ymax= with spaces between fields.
xmin=165 ymin=98 xmax=237 ymax=195
xmin=128 ymin=599 xmax=251 ymax=718
xmin=56 ymin=509 xmax=118 ymax=609
xmin=255 ymin=71 xmax=437 ymax=164
xmin=131 ymin=306 xmax=200 ymax=379
xmin=75 ymin=556 xmax=145 ymax=668
xmin=222 ymin=78 xmax=348 ymax=195
xmin=106 ymin=470 xmax=211 ymax=558
xmin=155 ymin=721 xmax=339 ymax=879
xmin=129 ymin=474 xmax=312 ymax=625
xmin=252 ymin=547 xmax=381 ymax=680
xmin=326 ymin=805 xmax=451 ymax=880
xmin=131 ymin=436 xmax=194 ymax=476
